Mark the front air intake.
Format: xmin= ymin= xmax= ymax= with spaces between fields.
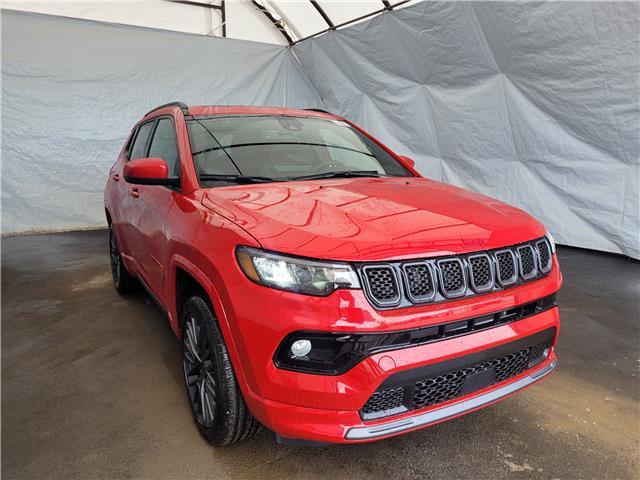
xmin=360 ymin=328 xmax=556 ymax=420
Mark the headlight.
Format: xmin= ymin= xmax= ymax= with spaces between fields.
xmin=236 ymin=246 xmax=360 ymax=296
xmin=545 ymin=231 xmax=556 ymax=254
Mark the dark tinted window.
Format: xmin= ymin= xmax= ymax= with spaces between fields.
xmin=186 ymin=116 xmax=411 ymax=182
xmin=129 ymin=121 xmax=154 ymax=160
xmin=148 ymin=118 xmax=180 ymax=177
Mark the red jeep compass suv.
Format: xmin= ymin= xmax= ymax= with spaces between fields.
xmin=104 ymin=102 xmax=561 ymax=446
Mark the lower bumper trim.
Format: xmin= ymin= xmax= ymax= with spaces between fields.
xmin=345 ymin=359 xmax=557 ymax=440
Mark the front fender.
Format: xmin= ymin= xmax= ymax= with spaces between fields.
xmin=169 ymin=253 xmax=256 ymax=397
xmin=166 ymin=203 xmax=262 ymax=398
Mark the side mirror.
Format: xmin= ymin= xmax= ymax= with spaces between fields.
xmin=123 ymin=158 xmax=179 ymax=186
xmin=398 ymin=155 xmax=416 ymax=168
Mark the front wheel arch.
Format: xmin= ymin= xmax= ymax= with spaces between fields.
xmin=180 ymin=295 xmax=262 ymax=445
xmin=169 ymin=256 xmax=251 ymax=389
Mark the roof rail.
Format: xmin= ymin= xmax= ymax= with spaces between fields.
xmin=145 ymin=102 xmax=189 ymax=117
xmin=304 ymin=108 xmax=333 ymax=115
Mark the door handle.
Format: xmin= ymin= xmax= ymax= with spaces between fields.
xmin=129 ymin=187 xmax=140 ymax=198
xmin=112 ymin=173 xmax=120 ymax=181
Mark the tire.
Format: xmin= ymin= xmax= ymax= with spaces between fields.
xmin=181 ymin=295 xmax=261 ymax=446
xmin=109 ymin=224 xmax=138 ymax=294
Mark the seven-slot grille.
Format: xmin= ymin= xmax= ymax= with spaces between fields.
xmin=437 ymin=259 xmax=466 ymax=297
xmin=360 ymin=330 xmax=555 ymax=420
xmin=402 ymin=262 xmax=435 ymax=302
xmin=517 ymin=245 xmax=537 ymax=280
xmin=359 ymin=237 xmax=552 ymax=308
xmin=468 ymin=254 xmax=493 ymax=292
xmin=536 ymin=239 xmax=552 ymax=273
xmin=361 ymin=266 xmax=400 ymax=305
xmin=495 ymin=250 xmax=517 ymax=285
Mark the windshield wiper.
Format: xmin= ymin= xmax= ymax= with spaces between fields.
xmin=199 ymin=174 xmax=275 ymax=184
xmin=289 ymin=170 xmax=383 ymax=181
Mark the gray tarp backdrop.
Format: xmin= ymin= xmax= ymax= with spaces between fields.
xmin=3 ymin=3 xmax=639 ymax=258
xmin=294 ymin=1 xmax=640 ymax=259
xmin=1 ymin=10 xmax=322 ymax=233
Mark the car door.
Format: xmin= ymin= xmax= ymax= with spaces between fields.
xmin=133 ymin=116 xmax=182 ymax=300
xmin=117 ymin=120 xmax=155 ymax=267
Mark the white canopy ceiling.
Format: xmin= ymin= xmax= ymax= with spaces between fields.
xmin=3 ymin=0 xmax=416 ymax=45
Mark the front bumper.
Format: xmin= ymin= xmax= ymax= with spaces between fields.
xmin=223 ymin=256 xmax=561 ymax=443
xmin=346 ymin=357 xmax=556 ymax=441
xmin=241 ymin=307 xmax=559 ymax=443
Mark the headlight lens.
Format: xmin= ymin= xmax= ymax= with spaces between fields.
xmin=236 ymin=246 xmax=360 ymax=296
xmin=545 ymin=231 xmax=556 ymax=254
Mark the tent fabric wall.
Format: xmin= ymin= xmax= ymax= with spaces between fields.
xmin=3 ymin=4 xmax=638 ymax=259
xmin=294 ymin=1 xmax=640 ymax=259
xmin=1 ymin=10 xmax=322 ymax=233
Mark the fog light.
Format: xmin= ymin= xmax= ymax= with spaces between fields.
xmin=290 ymin=339 xmax=312 ymax=358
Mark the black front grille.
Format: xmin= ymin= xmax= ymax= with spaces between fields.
xmin=360 ymin=329 xmax=555 ymax=420
xmin=495 ymin=250 xmax=517 ymax=285
xmin=468 ymin=254 xmax=493 ymax=292
xmin=358 ymin=238 xmax=551 ymax=309
xmin=362 ymin=266 xmax=399 ymax=305
xmin=403 ymin=262 xmax=435 ymax=302
xmin=518 ymin=245 xmax=537 ymax=279
xmin=438 ymin=259 xmax=465 ymax=297
xmin=536 ymin=239 xmax=552 ymax=273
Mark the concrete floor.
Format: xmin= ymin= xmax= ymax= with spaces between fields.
xmin=2 ymin=230 xmax=639 ymax=480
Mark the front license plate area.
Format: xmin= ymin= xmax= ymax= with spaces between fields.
xmin=459 ymin=367 xmax=496 ymax=396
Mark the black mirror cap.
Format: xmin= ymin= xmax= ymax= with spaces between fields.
xmin=123 ymin=176 xmax=180 ymax=187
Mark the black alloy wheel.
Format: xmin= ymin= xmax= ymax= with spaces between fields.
xmin=180 ymin=295 xmax=261 ymax=445
xmin=182 ymin=313 xmax=218 ymax=427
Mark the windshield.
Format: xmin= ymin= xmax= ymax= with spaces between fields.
xmin=186 ymin=115 xmax=412 ymax=185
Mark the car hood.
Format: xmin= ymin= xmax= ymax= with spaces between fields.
xmin=201 ymin=177 xmax=545 ymax=261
